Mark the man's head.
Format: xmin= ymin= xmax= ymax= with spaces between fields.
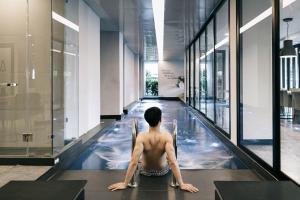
xmin=144 ymin=107 xmax=162 ymax=127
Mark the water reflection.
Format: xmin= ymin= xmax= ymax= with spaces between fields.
xmin=70 ymin=100 xmax=246 ymax=170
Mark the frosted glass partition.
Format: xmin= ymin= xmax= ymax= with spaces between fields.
xmin=0 ymin=0 xmax=52 ymax=156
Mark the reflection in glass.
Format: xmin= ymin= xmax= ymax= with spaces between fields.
xmin=215 ymin=1 xmax=230 ymax=133
xmin=0 ymin=0 xmax=52 ymax=156
xmin=190 ymin=45 xmax=195 ymax=107
xmin=200 ymin=32 xmax=207 ymax=114
xmin=186 ymin=49 xmax=190 ymax=103
xmin=52 ymin=0 xmax=79 ymax=154
xmin=206 ymin=21 xmax=215 ymax=121
xmin=239 ymin=0 xmax=273 ymax=166
xmin=195 ymin=39 xmax=200 ymax=110
xmin=280 ymin=0 xmax=300 ymax=184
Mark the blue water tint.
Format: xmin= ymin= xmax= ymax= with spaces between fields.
xmin=69 ymin=100 xmax=247 ymax=170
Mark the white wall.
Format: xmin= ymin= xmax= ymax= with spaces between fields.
xmin=123 ymin=44 xmax=139 ymax=107
xmin=79 ymin=0 xmax=100 ymax=135
xmin=100 ymin=31 xmax=124 ymax=115
xmin=158 ymin=60 xmax=184 ymax=98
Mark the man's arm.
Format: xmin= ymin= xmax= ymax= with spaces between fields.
xmin=165 ymin=134 xmax=199 ymax=193
xmin=108 ymin=135 xmax=144 ymax=191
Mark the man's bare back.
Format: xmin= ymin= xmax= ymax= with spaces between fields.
xmin=108 ymin=107 xmax=199 ymax=193
xmin=139 ymin=130 xmax=170 ymax=170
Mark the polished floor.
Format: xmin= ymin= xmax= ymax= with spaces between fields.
xmin=0 ymin=165 xmax=51 ymax=188
xmin=54 ymin=169 xmax=261 ymax=200
xmin=243 ymin=119 xmax=300 ymax=184
xmin=69 ymin=100 xmax=246 ymax=170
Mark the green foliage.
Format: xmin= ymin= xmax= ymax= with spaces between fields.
xmin=145 ymin=71 xmax=158 ymax=96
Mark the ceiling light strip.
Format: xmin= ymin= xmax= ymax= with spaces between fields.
xmin=152 ymin=0 xmax=165 ymax=61
xmin=283 ymin=0 xmax=296 ymax=8
xmin=52 ymin=11 xmax=79 ymax=32
xmin=215 ymin=37 xmax=229 ymax=49
xmin=199 ymin=37 xmax=229 ymax=61
xmin=64 ymin=51 xmax=77 ymax=56
xmin=51 ymin=49 xmax=62 ymax=53
xmin=240 ymin=7 xmax=272 ymax=34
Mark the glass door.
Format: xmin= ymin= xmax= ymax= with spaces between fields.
xmin=0 ymin=0 xmax=32 ymax=156
xmin=0 ymin=0 xmax=52 ymax=156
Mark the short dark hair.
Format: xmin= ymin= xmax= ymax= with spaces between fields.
xmin=144 ymin=107 xmax=162 ymax=127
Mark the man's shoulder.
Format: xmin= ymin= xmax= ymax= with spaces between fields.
xmin=136 ymin=132 xmax=145 ymax=142
xmin=137 ymin=132 xmax=146 ymax=138
xmin=161 ymin=131 xmax=172 ymax=141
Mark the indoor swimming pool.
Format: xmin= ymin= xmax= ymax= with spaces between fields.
xmin=70 ymin=100 xmax=246 ymax=170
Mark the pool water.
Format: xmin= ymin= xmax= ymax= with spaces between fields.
xmin=70 ymin=100 xmax=247 ymax=170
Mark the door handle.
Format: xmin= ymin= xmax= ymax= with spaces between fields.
xmin=0 ymin=82 xmax=18 ymax=87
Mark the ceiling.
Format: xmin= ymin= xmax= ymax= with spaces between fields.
xmin=280 ymin=0 xmax=300 ymax=45
xmin=84 ymin=0 xmax=221 ymax=61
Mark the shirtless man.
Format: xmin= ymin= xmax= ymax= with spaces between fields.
xmin=108 ymin=107 xmax=199 ymax=193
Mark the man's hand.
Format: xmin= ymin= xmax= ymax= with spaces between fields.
xmin=179 ymin=183 xmax=199 ymax=193
xmin=108 ymin=182 xmax=127 ymax=191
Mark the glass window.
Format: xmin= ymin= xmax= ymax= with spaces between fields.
xmin=144 ymin=62 xmax=158 ymax=96
xmin=280 ymin=0 xmax=300 ymax=184
xmin=239 ymin=0 xmax=273 ymax=166
xmin=200 ymin=32 xmax=207 ymax=114
xmin=215 ymin=1 xmax=230 ymax=133
xmin=206 ymin=21 xmax=215 ymax=121
xmin=190 ymin=44 xmax=195 ymax=107
xmin=186 ymin=49 xmax=190 ymax=103
xmin=195 ymin=38 xmax=200 ymax=110
xmin=184 ymin=0 xmax=230 ymax=137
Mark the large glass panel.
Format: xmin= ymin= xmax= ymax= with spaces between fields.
xmin=52 ymin=0 xmax=79 ymax=154
xmin=206 ymin=21 xmax=215 ymax=121
xmin=280 ymin=0 xmax=300 ymax=184
xmin=215 ymin=0 xmax=230 ymax=133
xmin=200 ymin=32 xmax=207 ymax=114
xmin=186 ymin=49 xmax=190 ymax=103
xmin=239 ymin=0 xmax=273 ymax=166
xmin=0 ymin=0 xmax=52 ymax=156
xmin=195 ymin=38 xmax=200 ymax=110
xmin=190 ymin=45 xmax=195 ymax=107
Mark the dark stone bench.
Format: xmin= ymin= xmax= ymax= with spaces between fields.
xmin=214 ymin=181 xmax=300 ymax=200
xmin=0 ymin=180 xmax=87 ymax=200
